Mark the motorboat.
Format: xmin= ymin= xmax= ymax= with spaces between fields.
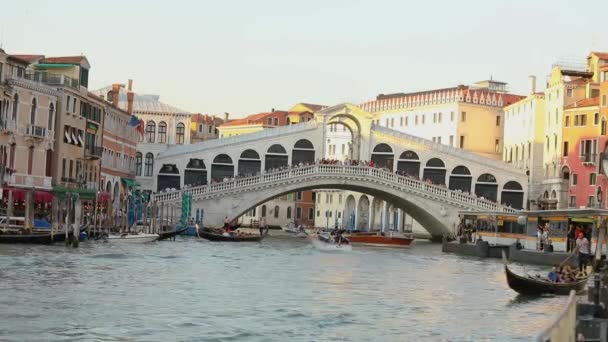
xmin=345 ymin=231 xmax=414 ymax=248
xmin=108 ymin=232 xmax=159 ymax=243
xmin=197 ymin=227 xmax=267 ymax=242
xmin=311 ymin=232 xmax=352 ymax=251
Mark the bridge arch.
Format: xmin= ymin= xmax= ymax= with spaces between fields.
xmin=357 ymin=195 xmax=370 ymax=230
xmin=396 ymin=151 xmax=420 ymax=177
xmin=423 ymin=158 xmax=446 ymax=185
xmin=157 ymin=164 xmax=180 ymax=191
xmin=238 ymin=149 xmax=261 ymax=177
xmin=475 ymin=173 xmax=498 ymax=202
xmin=265 ymin=144 xmax=288 ymax=170
xmin=211 ymin=154 xmax=234 ymax=182
xmin=371 ymin=143 xmax=394 ymax=170
xmin=449 ymin=165 xmax=472 ymax=192
xmin=292 ymin=139 xmax=315 ymax=165
xmin=501 ymin=180 xmax=524 ymax=209
xmin=184 ymin=158 xmax=207 ymax=187
xmin=327 ymin=113 xmax=361 ymax=160
xmin=344 ymin=194 xmax=356 ymax=230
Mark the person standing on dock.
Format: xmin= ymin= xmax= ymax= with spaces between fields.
xmin=576 ymin=234 xmax=591 ymax=274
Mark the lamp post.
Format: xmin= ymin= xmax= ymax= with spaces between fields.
xmin=325 ymin=210 xmax=329 ymax=230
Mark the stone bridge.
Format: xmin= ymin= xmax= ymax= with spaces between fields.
xmin=152 ymin=103 xmax=528 ymax=237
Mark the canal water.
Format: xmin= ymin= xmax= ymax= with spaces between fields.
xmin=0 ymin=237 xmax=566 ymax=341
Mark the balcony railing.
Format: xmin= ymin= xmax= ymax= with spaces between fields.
xmin=581 ymin=153 xmax=598 ymax=164
xmin=8 ymin=173 xmax=52 ymax=190
xmin=24 ymin=124 xmax=50 ymax=139
xmin=22 ymin=71 xmax=80 ymax=90
xmin=0 ymin=119 xmax=17 ymax=133
xmin=85 ymin=146 xmax=102 ymax=159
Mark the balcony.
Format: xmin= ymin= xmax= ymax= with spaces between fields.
xmin=22 ymin=71 xmax=79 ymax=90
xmin=581 ymin=153 xmax=598 ymax=165
xmin=24 ymin=124 xmax=51 ymax=139
xmin=8 ymin=173 xmax=52 ymax=190
xmin=85 ymin=146 xmax=102 ymax=160
xmin=0 ymin=119 xmax=17 ymax=133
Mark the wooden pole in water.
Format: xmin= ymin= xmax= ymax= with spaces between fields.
xmin=170 ymin=205 xmax=174 ymax=227
xmin=159 ymin=202 xmax=164 ymax=234
xmin=5 ymin=189 xmax=12 ymax=231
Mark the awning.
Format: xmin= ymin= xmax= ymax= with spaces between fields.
xmin=122 ymin=178 xmax=141 ymax=188
xmin=97 ymin=191 xmax=111 ymax=202
xmin=35 ymin=63 xmax=76 ymax=68
xmin=52 ymin=185 xmax=96 ymax=200
xmin=2 ymin=188 xmax=54 ymax=203
xmin=64 ymin=131 xmax=72 ymax=144
xmin=78 ymin=133 xmax=84 ymax=146
xmin=571 ymin=217 xmax=595 ymax=223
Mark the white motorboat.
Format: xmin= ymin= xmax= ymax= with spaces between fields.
xmin=282 ymin=223 xmax=299 ymax=234
xmin=108 ymin=233 xmax=159 ymax=244
xmin=311 ymin=232 xmax=352 ymax=252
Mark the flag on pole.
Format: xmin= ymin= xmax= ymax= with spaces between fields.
xmin=128 ymin=115 xmax=140 ymax=127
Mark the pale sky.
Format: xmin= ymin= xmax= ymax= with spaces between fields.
xmin=2 ymin=0 xmax=607 ymax=118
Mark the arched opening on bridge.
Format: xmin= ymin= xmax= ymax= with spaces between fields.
xmin=501 ymin=181 xmax=524 ymax=209
xmin=325 ymin=121 xmax=354 ymax=161
xmin=157 ymin=164 xmax=180 ymax=191
xmin=371 ymin=143 xmax=394 ymax=170
xmin=357 ymin=195 xmax=370 ymax=231
xmin=238 ymin=149 xmax=261 ymax=177
xmin=211 ymin=154 xmax=234 ymax=182
xmin=397 ymin=151 xmax=420 ymax=177
xmin=344 ymin=195 xmax=356 ymax=230
xmin=292 ymin=139 xmax=315 ymax=165
xmin=184 ymin=159 xmax=207 ymax=187
xmin=448 ymin=166 xmax=472 ymax=192
xmin=423 ymin=158 xmax=446 ymax=185
xmin=475 ymin=173 xmax=498 ymax=202
xmin=265 ymin=144 xmax=288 ymax=170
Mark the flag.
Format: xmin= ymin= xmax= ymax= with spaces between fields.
xmin=137 ymin=119 xmax=145 ymax=136
xmin=128 ymin=115 xmax=140 ymax=127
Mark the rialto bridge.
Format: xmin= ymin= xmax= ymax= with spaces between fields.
xmin=152 ymin=104 xmax=527 ymax=238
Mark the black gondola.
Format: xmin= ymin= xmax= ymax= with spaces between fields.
xmin=502 ymin=251 xmax=587 ymax=295
xmin=157 ymin=226 xmax=190 ymax=241
xmin=197 ymin=227 xmax=267 ymax=242
xmin=0 ymin=230 xmax=72 ymax=244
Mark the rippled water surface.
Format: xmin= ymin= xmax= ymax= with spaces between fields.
xmin=0 ymin=236 xmax=566 ymax=341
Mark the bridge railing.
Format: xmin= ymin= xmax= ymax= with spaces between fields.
xmin=153 ymin=165 xmax=517 ymax=213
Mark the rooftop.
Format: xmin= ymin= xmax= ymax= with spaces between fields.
xmin=92 ymin=85 xmax=190 ymax=114
xmin=564 ymin=97 xmax=600 ymax=109
xmin=221 ymin=111 xmax=288 ymax=127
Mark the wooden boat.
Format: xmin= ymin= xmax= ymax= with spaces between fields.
xmin=345 ymin=231 xmax=414 ymax=248
xmin=157 ymin=226 xmax=190 ymax=241
xmin=0 ymin=230 xmax=71 ymax=244
xmin=108 ymin=233 xmax=159 ymax=243
xmin=502 ymin=251 xmax=588 ymax=295
xmin=197 ymin=227 xmax=266 ymax=242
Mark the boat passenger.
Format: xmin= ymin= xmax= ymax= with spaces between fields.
xmin=548 ymin=267 xmax=559 ymax=283
xmin=223 ymin=216 xmax=230 ymax=228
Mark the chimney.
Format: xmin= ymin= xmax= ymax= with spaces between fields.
xmin=127 ymin=92 xmax=134 ymax=114
xmin=111 ymin=83 xmax=120 ymax=107
xmin=128 ymin=79 xmax=133 ymax=91
xmin=528 ymin=75 xmax=537 ymax=94
xmin=271 ymin=108 xmax=275 ymax=112
xmin=223 ymin=112 xmax=229 ymax=123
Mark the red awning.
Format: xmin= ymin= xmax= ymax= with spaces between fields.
xmin=34 ymin=190 xmax=54 ymax=203
xmin=97 ymin=192 xmax=111 ymax=202
xmin=2 ymin=188 xmax=54 ymax=203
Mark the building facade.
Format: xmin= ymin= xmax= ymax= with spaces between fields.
xmin=190 ymin=113 xmax=224 ymax=143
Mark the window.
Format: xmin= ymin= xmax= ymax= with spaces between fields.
xmin=565 ymin=116 xmax=570 ymax=127
xmin=570 ymin=196 xmax=576 ymax=208
xmin=176 ymin=123 xmax=185 ymax=144
xmin=273 ymin=118 xmax=278 ymax=126
xmin=450 ymin=111 xmax=454 ymax=121
xmin=415 ymin=116 xmax=418 ymax=125
xmin=589 ymin=196 xmax=596 ymax=207
xmin=308 ymin=208 xmax=314 ymax=220
xmin=73 ymin=98 xmax=77 ymax=115
xmin=495 ymin=115 xmax=500 ymax=126
xmin=296 ymin=191 xmax=302 ymax=201
xmin=287 ymin=207 xmax=292 ymax=219
xmin=438 ymin=112 xmax=442 ymax=123
xmin=422 ymin=115 xmax=425 ymax=124
xmin=390 ymin=118 xmax=394 ymax=127
xmin=385 ymin=118 xmax=389 ymax=126
xmin=461 ymin=111 xmax=466 ymax=122
xmin=450 ymin=135 xmax=454 ymax=146
xmin=69 ymin=160 xmax=73 ymax=178
xmin=274 ymin=206 xmax=279 ymax=218
xmin=325 ymin=194 xmax=329 ymax=203
xmin=144 ymin=152 xmax=154 ymax=177
xmin=48 ymin=103 xmax=55 ymax=130
xmin=602 ymin=119 xmax=607 ymax=136
xmin=62 ymin=158 xmax=66 ymax=178
xmin=135 ymin=152 xmax=142 ymax=176
xmin=338 ymin=194 xmax=342 ymax=204
xmin=316 ymin=210 xmax=320 ymax=217
xmin=405 ymin=117 xmax=408 ymax=126
xmin=603 ymin=95 xmax=607 ymax=107
xmin=594 ymin=113 xmax=599 ymax=125
xmin=567 ymin=89 xmax=573 ymax=97
xmin=146 ymin=121 xmax=156 ymax=143
xmin=12 ymin=93 xmax=18 ymax=120
xmin=267 ymin=118 xmax=272 ymax=125
xmin=572 ymin=173 xmax=578 ymax=186
xmin=495 ymin=139 xmax=500 ymax=153
xmin=66 ymin=95 xmax=70 ymax=112
xmin=563 ymin=141 xmax=569 ymax=157
xmin=296 ymin=207 xmax=302 ymax=219
xmin=208 ymin=125 xmax=213 ymax=134
xmin=433 ymin=113 xmax=436 ymax=123
xmin=437 ymin=137 xmax=441 ymax=144
xmin=158 ymin=122 xmax=167 ymax=143
xmin=459 ymin=135 xmax=465 ymax=148
xmin=30 ymin=98 xmax=37 ymax=125
xmin=590 ymin=173 xmax=597 ymax=185
xmin=400 ymin=117 xmax=403 ymax=126
xmin=261 ymin=205 xmax=267 ymax=217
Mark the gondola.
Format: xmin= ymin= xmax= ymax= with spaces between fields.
xmin=157 ymin=225 xmax=190 ymax=241
xmin=197 ymin=227 xmax=267 ymax=242
xmin=0 ymin=230 xmax=72 ymax=244
xmin=502 ymin=251 xmax=588 ymax=295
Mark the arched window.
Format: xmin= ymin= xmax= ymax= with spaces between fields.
xmin=30 ymin=98 xmax=37 ymax=125
xmin=158 ymin=121 xmax=167 ymax=143
xmin=274 ymin=205 xmax=280 ymax=218
xmin=135 ymin=152 xmax=143 ymax=176
xmin=286 ymin=207 xmax=292 ymax=219
xmin=144 ymin=152 xmax=154 ymax=177
xmin=146 ymin=121 xmax=156 ymax=143
xmin=176 ymin=123 xmax=185 ymax=144
xmin=373 ymin=143 xmax=393 ymax=153
xmin=261 ymin=205 xmax=267 ymax=217
xmin=12 ymin=94 xmax=18 ymax=121
xmin=48 ymin=103 xmax=55 ymax=130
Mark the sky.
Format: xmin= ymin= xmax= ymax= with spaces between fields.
xmin=1 ymin=0 xmax=608 ymax=118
